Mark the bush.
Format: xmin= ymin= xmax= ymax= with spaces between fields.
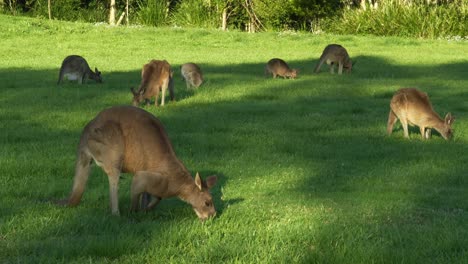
xmin=325 ymin=0 xmax=468 ymax=38
xmin=26 ymin=0 xmax=108 ymax=22
xmin=136 ymin=0 xmax=170 ymax=27
xmin=170 ymin=0 xmax=221 ymax=29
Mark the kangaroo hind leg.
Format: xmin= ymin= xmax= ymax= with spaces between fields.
xmin=160 ymin=78 xmax=169 ymax=106
xmin=87 ymin=121 xmax=125 ymax=215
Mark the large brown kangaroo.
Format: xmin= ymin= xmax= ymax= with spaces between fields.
xmin=61 ymin=106 xmax=218 ymax=220
xmin=131 ymin=60 xmax=175 ymax=107
xmin=387 ymin=88 xmax=455 ymax=140
xmin=57 ymin=55 xmax=102 ymax=84
xmin=314 ymin=44 xmax=352 ymax=75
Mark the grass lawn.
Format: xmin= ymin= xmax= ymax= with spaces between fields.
xmin=0 ymin=15 xmax=467 ymax=263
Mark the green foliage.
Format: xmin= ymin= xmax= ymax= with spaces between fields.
xmin=2 ymin=0 xmax=468 ymax=38
xmin=136 ymin=0 xmax=170 ymax=27
xmin=289 ymin=0 xmax=342 ymax=30
xmin=2 ymin=0 xmax=108 ymax=22
xmin=249 ymin=0 xmax=342 ymax=31
xmin=250 ymin=0 xmax=293 ymax=30
xmin=170 ymin=0 xmax=221 ymax=28
xmin=1 ymin=14 xmax=468 ymax=263
xmin=326 ymin=0 xmax=468 ymax=38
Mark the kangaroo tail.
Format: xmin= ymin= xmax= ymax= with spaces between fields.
xmin=67 ymin=140 xmax=93 ymax=206
xmin=57 ymin=65 xmax=65 ymax=85
xmin=314 ymin=48 xmax=328 ymax=73
xmin=314 ymin=54 xmax=326 ymax=73
xmin=386 ymin=109 xmax=398 ymax=135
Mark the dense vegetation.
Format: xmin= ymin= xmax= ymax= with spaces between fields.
xmin=1 ymin=14 xmax=467 ymax=263
xmin=1 ymin=0 xmax=468 ymax=38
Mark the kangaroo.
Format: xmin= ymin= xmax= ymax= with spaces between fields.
xmin=181 ymin=63 xmax=204 ymax=89
xmin=265 ymin=58 xmax=298 ymax=79
xmin=314 ymin=44 xmax=352 ymax=75
xmin=57 ymin=55 xmax=102 ymax=84
xmin=387 ymin=88 xmax=455 ymax=140
xmin=60 ymin=105 xmax=218 ymax=220
xmin=130 ymin=60 xmax=175 ymax=107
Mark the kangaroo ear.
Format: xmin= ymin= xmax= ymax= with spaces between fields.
xmin=195 ymin=172 xmax=202 ymax=190
xmin=205 ymin=175 xmax=218 ymax=189
xmin=130 ymin=87 xmax=137 ymax=95
xmin=445 ymin=113 xmax=455 ymax=125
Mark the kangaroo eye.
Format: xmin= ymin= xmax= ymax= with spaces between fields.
xmin=205 ymin=201 xmax=212 ymax=207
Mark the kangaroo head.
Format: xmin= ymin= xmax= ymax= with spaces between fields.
xmin=93 ymin=67 xmax=103 ymax=83
xmin=191 ymin=172 xmax=218 ymax=221
xmin=441 ymin=113 xmax=455 ymax=140
xmin=289 ymin=69 xmax=298 ymax=79
xmin=130 ymin=87 xmax=143 ymax=106
xmin=344 ymin=59 xmax=353 ymax=73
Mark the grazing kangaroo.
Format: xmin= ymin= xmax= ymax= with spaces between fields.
xmin=57 ymin=55 xmax=102 ymax=84
xmin=387 ymin=88 xmax=455 ymax=140
xmin=131 ymin=60 xmax=175 ymax=107
xmin=181 ymin=63 xmax=203 ymax=89
xmin=314 ymin=44 xmax=352 ymax=75
xmin=60 ymin=105 xmax=218 ymax=220
xmin=265 ymin=58 xmax=298 ymax=79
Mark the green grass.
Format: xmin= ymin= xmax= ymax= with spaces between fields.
xmin=1 ymin=14 xmax=468 ymax=263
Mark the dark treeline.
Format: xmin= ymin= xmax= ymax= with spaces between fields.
xmin=1 ymin=0 xmax=467 ymax=38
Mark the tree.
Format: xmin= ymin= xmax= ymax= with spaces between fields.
xmin=243 ymin=0 xmax=264 ymax=32
xmin=48 ymin=0 xmax=51 ymax=19
xmin=109 ymin=0 xmax=116 ymax=25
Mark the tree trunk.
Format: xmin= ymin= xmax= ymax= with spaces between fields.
xmin=116 ymin=11 xmax=125 ymax=26
xmin=360 ymin=0 xmax=367 ymax=10
xmin=48 ymin=0 xmax=51 ymax=19
xmin=126 ymin=0 xmax=129 ymax=25
xmin=222 ymin=8 xmax=227 ymax=31
xmin=109 ymin=0 xmax=116 ymax=25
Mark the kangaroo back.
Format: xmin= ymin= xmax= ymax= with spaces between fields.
xmin=62 ymin=106 xmax=217 ymax=219
xmin=57 ymin=55 xmax=102 ymax=84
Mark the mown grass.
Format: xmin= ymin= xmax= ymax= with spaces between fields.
xmin=0 ymin=15 xmax=467 ymax=263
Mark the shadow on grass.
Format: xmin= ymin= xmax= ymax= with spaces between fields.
xmin=0 ymin=56 xmax=467 ymax=261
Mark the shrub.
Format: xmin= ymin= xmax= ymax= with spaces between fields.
xmin=325 ymin=0 xmax=468 ymax=38
xmin=170 ymin=0 xmax=221 ymax=29
xmin=136 ymin=0 xmax=170 ymax=27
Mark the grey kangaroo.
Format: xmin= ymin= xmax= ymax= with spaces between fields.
xmin=387 ymin=88 xmax=455 ymax=140
xmin=57 ymin=55 xmax=102 ymax=84
xmin=181 ymin=63 xmax=204 ymax=89
xmin=265 ymin=58 xmax=298 ymax=79
xmin=59 ymin=105 xmax=218 ymax=220
xmin=314 ymin=44 xmax=353 ymax=75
